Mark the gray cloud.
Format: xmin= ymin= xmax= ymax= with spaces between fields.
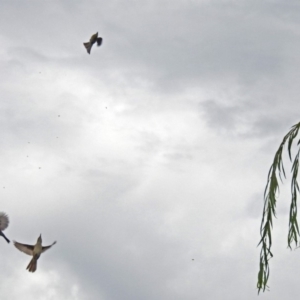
xmin=1 ymin=0 xmax=300 ymax=299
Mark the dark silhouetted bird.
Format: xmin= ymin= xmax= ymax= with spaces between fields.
xmin=0 ymin=212 xmax=10 ymax=243
xmin=14 ymin=234 xmax=56 ymax=272
xmin=83 ymin=32 xmax=103 ymax=54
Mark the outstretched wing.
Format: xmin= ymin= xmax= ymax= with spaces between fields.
xmin=42 ymin=241 xmax=57 ymax=253
xmin=0 ymin=212 xmax=9 ymax=231
xmin=13 ymin=241 xmax=34 ymax=256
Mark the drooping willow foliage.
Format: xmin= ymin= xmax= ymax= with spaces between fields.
xmin=257 ymin=122 xmax=300 ymax=293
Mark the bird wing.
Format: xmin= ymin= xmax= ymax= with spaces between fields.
xmin=96 ymin=37 xmax=102 ymax=46
xmin=42 ymin=241 xmax=57 ymax=253
xmin=0 ymin=212 xmax=9 ymax=231
xmin=13 ymin=241 xmax=34 ymax=256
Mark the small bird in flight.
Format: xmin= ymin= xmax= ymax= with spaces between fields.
xmin=14 ymin=234 xmax=56 ymax=272
xmin=83 ymin=32 xmax=103 ymax=54
xmin=0 ymin=212 xmax=10 ymax=243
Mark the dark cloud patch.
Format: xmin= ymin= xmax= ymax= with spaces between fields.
xmin=94 ymin=1 xmax=289 ymax=92
xmin=200 ymin=95 xmax=300 ymax=141
xmin=250 ymin=114 xmax=300 ymax=139
xmin=200 ymin=99 xmax=245 ymax=134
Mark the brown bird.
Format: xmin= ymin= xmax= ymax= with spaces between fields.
xmin=14 ymin=235 xmax=56 ymax=272
xmin=0 ymin=212 xmax=10 ymax=243
xmin=83 ymin=32 xmax=103 ymax=54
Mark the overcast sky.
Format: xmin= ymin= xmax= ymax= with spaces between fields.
xmin=1 ymin=0 xmax=300 ymax=299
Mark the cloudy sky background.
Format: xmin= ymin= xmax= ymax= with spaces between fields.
xmin=0 ymin=0 xmax=300 ymax=299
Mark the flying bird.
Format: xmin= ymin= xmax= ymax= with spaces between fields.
xmin=83 ymin=32 xmax=103 ymax=54
xmin=14 ymin=235 xmax=56 ymax=272
xmin=0 ymin=212 xmax=10 ymax=243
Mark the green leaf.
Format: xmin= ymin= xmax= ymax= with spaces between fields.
xmin=257 ymin=121 xmax=300 ymax=293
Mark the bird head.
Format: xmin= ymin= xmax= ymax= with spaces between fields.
xmin=37 ymin=234 xmax=42 ymax=243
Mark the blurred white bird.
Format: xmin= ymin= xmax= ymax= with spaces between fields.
xmin=14 ymin=234 xmax=56 ymax=272
xmin=0 ymin=212 xmax=10 ymax=243
xmin=83 ymin=32 xmax=103 ymax=54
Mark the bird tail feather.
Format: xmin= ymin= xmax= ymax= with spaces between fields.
xmin=83 ymin=42 xmax=91 ymax=54
xmin=27 ymin=257 xmax=37 ymax=272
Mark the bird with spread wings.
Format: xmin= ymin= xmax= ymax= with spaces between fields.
xmin=14 ymin=234 xmax=56 ymax=272
xmin=83 ymin=32 xmax=103 ymax=54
